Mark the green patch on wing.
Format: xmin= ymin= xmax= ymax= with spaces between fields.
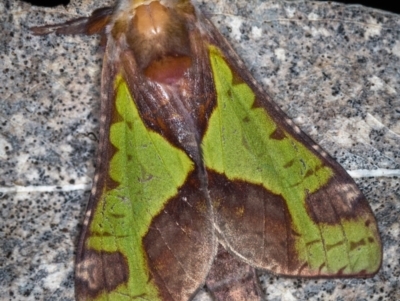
xmin=86 ymin=75 xmax=194 ymax=300
xmin=203 ymin=45 xmax=380 ymax=276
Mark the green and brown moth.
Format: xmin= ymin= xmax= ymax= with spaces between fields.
xmin=31 ymin=0 xmax=382 ymax=300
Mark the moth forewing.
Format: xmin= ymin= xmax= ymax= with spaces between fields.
xmin=30 ymin=0 xmax=382 ymax=300
xmin=75 ymin=1 xmax=217 ymax=300
xmin=200 ymin=22 xmax=382 ymax=277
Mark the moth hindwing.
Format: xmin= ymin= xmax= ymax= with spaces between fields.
xmin=30 ymin=0 xmax=382 ymax=300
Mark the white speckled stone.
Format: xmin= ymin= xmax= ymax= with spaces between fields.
xmin=1 ymin=0 xmax=399 ymax=300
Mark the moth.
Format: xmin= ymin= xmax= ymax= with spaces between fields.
xmin=31 ymin=0 xmax=382 ymax=300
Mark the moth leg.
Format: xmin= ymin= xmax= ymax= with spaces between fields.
xmin=30 ymin=6 xmax=113 ymax=36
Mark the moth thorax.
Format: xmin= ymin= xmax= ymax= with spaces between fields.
xmin=127 ymin=1 xmax=193 ymax=84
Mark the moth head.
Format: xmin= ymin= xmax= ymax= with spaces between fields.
xmin=112 ymin=0 xmax=196 ymax=83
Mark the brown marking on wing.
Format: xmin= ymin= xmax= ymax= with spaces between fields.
xmin=231 ymin=69 xmax=245 ymax=86
xmin=143 ymin=171 xmax=215 ymax=301
xmin=207 ymin=170 xmax=303 ymax=275
xmin=206 ymin=170 xmax=381 ymax=277
xmin=349 ymin=238 xmax=368 ymax=251
xmin=306 ymin=239 xmax=322 ymax=248
xmin=305 ymin=177 xmax=372 ymax=224
xmin=326 ymin=240 xmax=345 ymax=252
xmin=75 ymin=250 xmax=129 ymax=299
xmin=269 ymin=127 xmax=286 ymax=140
xmin=206 ymin=245 xmax=262 ymax=301
xmin=304 ymin=169 xmax=315 ymax=178
xmin=283 ymin=159 xmax=295 ymax=169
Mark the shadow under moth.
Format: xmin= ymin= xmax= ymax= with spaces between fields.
xmin=31 ymin=0 xmax=382 ymax=300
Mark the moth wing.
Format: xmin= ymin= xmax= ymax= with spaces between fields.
xmin=199 ymin=17 xmax=382 ymax=278
xmin=75 ymin=40 xmax=216 ymax=301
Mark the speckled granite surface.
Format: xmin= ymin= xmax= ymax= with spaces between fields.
xmin=1 ymin=0 xmax=399 ymax=300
